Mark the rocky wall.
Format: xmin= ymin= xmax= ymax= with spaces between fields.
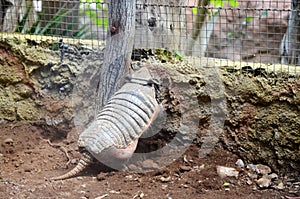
xmin=0 ymin=35 xmax=299 ymax=177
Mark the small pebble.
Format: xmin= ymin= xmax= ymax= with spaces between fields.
xmin=217 ymin=166 xmax=239 ymax=179
xmin=247 ymin=173 xmax=258 ymax=179
xmin=275 ymin=182 xmax=285 ymax=190
xmin=160 ymin=176 xmax=171 ymax=183
xmin=127 ymin=164 xmax=138 ymax=171
xmin=95 ymin=194 xmax=109 ymax=199
xmin=246 ymin=164 xmax=257 ymax=172
xmin=268 ymin=173 xmax=278 ymax=179
xmin=109 ymin=190 xmax=120 ymax=194
xmin=235 ymin=159 xmax=245 ymax=168
xmin=71 ymin=159 xmax=77 ymax=164
xmin=141 ymin=159 xmax=160 ymax=169
xmin=97 ymin=172 xmax=106 ymax=181
xmin=255 ymin=164 xmax=271 ymax=175
xmin=161 ymin=184 xmax=168 ymax=190
xmin=179 ymin=165 xmax=191 ymax=172
xmin=3 ymin=138 xmax=14 ymax=145
xmin=246 ymin=179 xmax=253 ymax=185
xmin=24 ymin=167 xmax=32 ymax=172
xmin=256 ymin=177 xmax=271 ymax=188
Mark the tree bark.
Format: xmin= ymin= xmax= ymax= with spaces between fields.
xmin=0 ymin=34 xmax=299 ymax=175
xmin=0 ymin=0 xmax=20 ymax=32
xmin=280 ymin=0 xmax=300 ymax=65
xmin=96 ymin=0 xmax=136 ymax=112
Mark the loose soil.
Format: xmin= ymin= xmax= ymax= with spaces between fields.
xmin=0 ymin=122 xmax=296 ymax=199
xmin=1 ymin=4 xmax=299 ymax=196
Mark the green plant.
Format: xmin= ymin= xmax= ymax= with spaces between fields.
xmin=80 ymin=0 xmax=108 ymax=30
xmin=210 ymin=0 xmax=239 ymax=7
xmin=15 ymin=1 xmax=90 ymax=38
xmin=192 ymin=0 xmax=239 ymax=15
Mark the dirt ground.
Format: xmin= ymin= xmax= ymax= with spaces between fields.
xmin=0 ymin=121 xmax=297 ymax=199
xmin=0 ymin=35 xmax=299 ymax=199
xmin=0 ymin=1 xmax=299 ymax=197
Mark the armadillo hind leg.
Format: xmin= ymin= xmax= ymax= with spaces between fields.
xmin=50 ymin=151 xmax=94 ymax=181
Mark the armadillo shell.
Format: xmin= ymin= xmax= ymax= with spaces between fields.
xmin=79 ymin=80 xmax=160 ymax=158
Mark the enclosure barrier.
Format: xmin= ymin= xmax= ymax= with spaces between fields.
xmin=0 ymin=0 xmax=300 ymax=76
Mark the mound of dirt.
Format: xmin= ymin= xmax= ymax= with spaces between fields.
xmin=0 ymin=35 xmax=299 ymax=198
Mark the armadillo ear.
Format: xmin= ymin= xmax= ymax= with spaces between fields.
xmin=124 ymin=75 xmax=132 ymax=82
xmin=127 ymin=67 xmax=160 ymax=86
xmin=131 ymin=67 xmax=152 ymax=82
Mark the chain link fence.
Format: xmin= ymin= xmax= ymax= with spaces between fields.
xmin=0 ymin=0 xmax=299 ymax=76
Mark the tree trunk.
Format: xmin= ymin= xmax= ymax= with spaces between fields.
xmin=280 ymin=0 xmax=300 ymax=65
xmin=186 ymin=0 xmax=209 ymax=55
xmin=96 ymin=0 xmax=136 ymax=112
xmin=0 ymin=34 xmax=299 ymax=176
xmin=0 ymin=0 xmax=20 ymax=32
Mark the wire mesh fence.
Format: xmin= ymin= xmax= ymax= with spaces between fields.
xmin=0 ymin=0 xmax=299 ymax=76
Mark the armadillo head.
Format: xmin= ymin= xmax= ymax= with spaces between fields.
xmin=129 ymin=67 xmax=159 ymax=86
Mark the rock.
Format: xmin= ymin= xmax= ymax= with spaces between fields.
xmin=127 ymin=163 xmax=139 ymax=171
xmin=3 ymin=138 xmax=14 ymax=146
xmin=246 ymin=179 xmax=253 ymax=185
xmin=160 ymin=176 xmax=171 ymax=183
xmin=246 ymin=164 xmax=257 ymax=172
xmin=216 ymin=166 xmax=239 ymax=179
xmin=95 ymin=194 xmax=109 ymax=199
xmin=96 ymin=172 xmax=106 ymax=181
xmin=255 ymin=164 xmax=271 ymax=175
xmin=70 ymin=159 xmax=77 ymax=164
xmin=235 ymin=159 xmax=245 ymax=168
xmin=268 ymin=173 xmax=278 ymax=179
xmin=179 ymin=165 xmax=191 ymax=172
xmin=141 ymin=159 xmax=160 ymax=170
xmin=256 ymin=177 xmax=271 ymax=188
xmin=275 ymin=182 xmax=285 ymax=190
xmin=247 ymin=173 xmax=258 ymax=179
xmin=161 ymin=184 xmax=168 ymax=190
xmin=24 ymin=166 xmax=33 ymax=172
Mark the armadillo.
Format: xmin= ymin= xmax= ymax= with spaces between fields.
xmin=51 ymin=67 xmax=162 ymax=180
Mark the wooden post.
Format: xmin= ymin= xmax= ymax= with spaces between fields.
xmin=96 ymin=0 xmax=136 ymax=112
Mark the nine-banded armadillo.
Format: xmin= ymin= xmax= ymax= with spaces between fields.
xmin=51 ymin=67 xmax=162 ymax=180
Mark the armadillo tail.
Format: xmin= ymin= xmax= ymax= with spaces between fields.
xmin=50 ymin=151 xmax=94 ymax=181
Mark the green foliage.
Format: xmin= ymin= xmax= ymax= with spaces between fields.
xmin=155 ymin=49 xmax=184 ymax=63
xmin=80 ymin=0 xmax=108 ymax=29
xmin=210 ymin=0 xmax=239 ymax=7
xmin=15 ymin=2 xmax=90 ymax=38
xmin=192 ymin=0 xmax=239 ymax=15
xmin=15 ymin=3 xmax=32 ymax=33
xmin=245 ymin=17 xmax=253 ymax=22
xmin=192 ymin=7 xmax=198 ymax=15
